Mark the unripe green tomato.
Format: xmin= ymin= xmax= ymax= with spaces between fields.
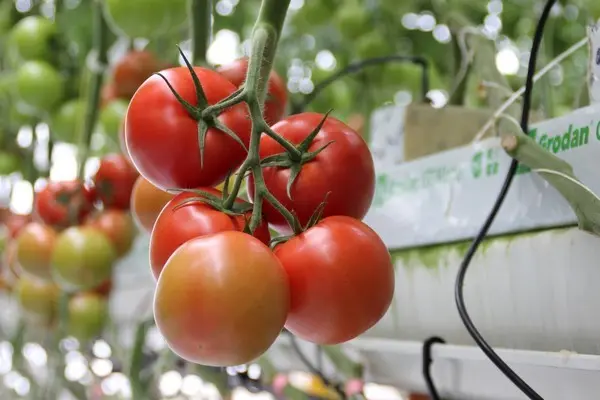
xmin=68 ymin=293 xmax=108 ymax=342
xmin=9 ymin=16 xmax=57 ymax=61
xmin=16 ymin=61 xmax=64 ymax=114
xmin=15 ymin=276 xmax=60 ymax=325
xmin=103 ymin=0 xmax=187 ymax=39
xmin=99 ymin=99 xmax=129 ymax=141
xmin=356 ymin=31 xmax=391 ymax=60
xmin=51 ymin=227 xmax=117 ymax=291
xmin=50 ymin=99 xmax=86 ymax=144
xmin=334 ymin=4 xmax=370 ymax=40
xmin=0 ymin=152 xmax=22 ymax=175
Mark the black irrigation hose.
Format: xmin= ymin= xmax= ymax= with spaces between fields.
xmin=292 ymin=55 xmax=430 ymax=114
xmin=452 ymin=1 xmax=556 ymax=399
xmin=422 ymin=337 xmax=445 ymax=400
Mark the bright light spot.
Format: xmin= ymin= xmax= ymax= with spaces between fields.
xmin=84 ymin=157 xmax=100 ymax=180
xmin=427 ymin=90 xmax=448 ymax=109
xmin=201 ymin=383 xmax=224 ymax=399
xmin=145 ymin=326 xmax=166 ymax=352
xmin=49 ymin=143 xmax=78 ymax=181
xmin=207 ymin=30 xmax=240 ymax=66
xmin=65 ymin=360 xmax=88 ymax=382
xmin=215 ymin=0 xmax=234 ymax=16
xmin=401 ymin=13 xmax=419 ymax=30
xmin=564 ymin=5 xmax=579 ymax=20
xmin=65 ymin=351 xmax=86 ymax=365
xmin=394 ymin=91 xmax=413 ymax=106
xmin=487 ymin=0 xmax=503 ymax=15
xmin=159 ymin=370 xmax=183 ymax=397
xmin=298 ymin=78 xmax=314 ymax=94
xmin=495 ymin=48 xmax=520 ymax=75
xmin=23 ymin=343 xmax=47 ymax=367
xmin=17 ymin=127 xmax=34 ymax=148
xmin=549 ymin=65 xmax=564 ymax=86
xmin=287 ymin=77 xmax=300 ymax=94
xmin=301 ymin=34 xmax=316 ymax=50
xmin=417 ymin=13 xmax=436 ymax=32
xmin=181 ymin=375 xmax=204 ymax=396
xmin=3 ymin=371 xmax=22 ymax=389
xmin=91 ymin=359 xmax=113 ymax=378
xmin=93 ymin=340 xmax=112 ymax=359
xmin=14 ymin=377 xmax=30 ymax=396
xmin=247 ymin=364 xmax=261 ymax=380
xmin=10 ymin=180 xmax=33 ymax=215
xmin=35 ymin=123 xmax=50 ymax=141
xmin=101 ymin=373 xmax=130 ymax=397
xmin=232 ymin=387 xmax=274 ymax=399
xmin=484 ymin=14 xmax=502 ymax=33
xmin=289 ymin=0 xmax=304 ymax=11
xmin=0 ymin=342 xmax=13 ymax=374
xmin=315 ymin=50 xmax=337 ymax=71
xmin=225 ymin=367 xmax=238 ymax=376
xmin=78 ymin=371 xmax=93 ymax=385
xmin=40 ymin=1 xmax=54 ymax=18
xmin=60 ymin=337 xmax=80 ymax=352
xmin=432 ymin=24 xmax=451 ymax=43
xmin=15 ymin=0 xmax=33 ymax=13
xmin=363 ymin=383 xmax=404 ymax=400
xmin=550 ymin=3 xmax=562 ymax=17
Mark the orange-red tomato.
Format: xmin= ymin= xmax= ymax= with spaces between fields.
xmin=85 ymin=210 xmax=136 ymax=257
xmin=150 ymin=189 xmax=270 ymax=280
xmin=154 ymin=231 xmax=289 ymax=366
xmin=274 ymin=216 xmax=394 ymax=344
xmin=130 ymin=176 xmax=174 ymax=233
xmin=15 ymin=222 xmax=57 ymax=280
xmin=217 ymin=57 xmax=288 ymax=125
xmin=34 ymin=180 xmax=96 ymax=227
xmin=93 ymin=153 xmax=139 ymax=210
xmin=113 ymin=50 xmax=167 ymax=98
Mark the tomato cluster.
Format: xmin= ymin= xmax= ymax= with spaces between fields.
xmin=121 ymin=56 xmax=394 ymax=367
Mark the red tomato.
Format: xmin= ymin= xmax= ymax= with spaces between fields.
xmin=101 ymin=83 xmax=120 ymax=108
xmin=217 ymin=57 xmax=288 ymax=125
xmin=93 ymin=153 xmax=139 ymax=210
xmin=85 ymin=209 xmax=136 ymax=257
xmin=154 ymin=231 xmax=289 ymax=366
xmin=113 ymin=50 xmax=167 ymax=98
xmin=130 ymin=176 xmax=175 ymax=233
xmin=248 ymin=113 xmax=375 ymax=234
xmin=274 ymin=216 xmax=394 ymax=344
xmin=2 ymin=211 xmax=32 ymax=238
xmin=150 ymin=188 xmax=270 ymax=280
xmin=125 ymin=66 xmax=251 ymax=191
xmin=34 ymin=180 xmax=96 ymax=227
xmin=92 ymin=279 xmax=113 ymax=298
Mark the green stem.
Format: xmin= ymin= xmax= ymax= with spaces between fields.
xmin=189 ymin=0 xmax=213 ymax=66
xmin=77 ymin=0 xmax=109 ymax=180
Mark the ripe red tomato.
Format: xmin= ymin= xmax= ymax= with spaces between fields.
xmin=249 ymin=113 xmax=375 ymax=234
xmin=85 ymin=209 xmax=136 ymax=257
xmin=16 ymin=275 xmax=60 ymax=326
xmin=93 ymin=153 xmax=139 ymax=210
xmin=130 ymin=176 xmax=174 ymax=233
xmin=217 ymin=57 xmax=288 ymax=125
xmin=92 ymin=279 xmax=113 ymax=298
xmin=52 ymin=227 xmax=117 ymax=291
xmin=113 ymin=50 xmax=168 ymax=98
xmin=154 ymin=231 xmax=289 ymax=366
xmin=68 ymin=292 xmax=108 ymax=341
xmin=150 ymin=188 xmax=270 ymax=280
xmin=15 ymin=222 xmax=57 ymax=280
xmin=34 ymin=180 xmax=96 ymax=227
xmin=273 ymin=216 xmax=394 ymax=344
xmin=125 ymin=66 xmax=251 ymax=191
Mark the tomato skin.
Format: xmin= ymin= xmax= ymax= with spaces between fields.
xmin=16 ymin=276 xmax=60 ymax=325
xmin=49 ymin=99 xmax=86 ymax=143
xmin=113 ymin=51 xmax=167 ymax=98
xmin=85 ymin=209 xmax=136 ymax=257
xmin=51 ymin=227 xmax=117 ymax=291
xmin=93 ymin=153 xmax=139 ymax=210
xmin=16 ymin=60 xmax=64 ymax=113
xmin=249 ymin=113 xmax=375 ymax=234
xmin=68 ymin=293 xmax=108 ymax=341
xmin=35 ymin=180 xmax=96 ymax=227
xmin=130 ymin=176 xmax=174 ymax=233
xmin=104 ymin=0 xmax=187 ymax=39
xmin=154 ymin=231 xmax=289 ymax=366
xmin=15 ymin=222 xmax=57 ymax=280
xmin=2 ymin=212 xmax=32 ymax=238
xmin=274 ymin=216 xmax=394 ymax=344
xmin=217 ymin=57 xmax=288 ymax=125
xmin=9 ymin=16 xmax=57 ymax=61
xmin=91 ymin=279 xmax=113 ymax=298
xmin=125 ymin=67 xmax=251 ymax=191
xmin=150 ymin=188 xmax=270 ymax=280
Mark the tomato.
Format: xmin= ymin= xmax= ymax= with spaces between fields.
xmin=2 ymin=212 xmax=32 ymax=239
xmin=113 ymin=51 xmax=167 ymax=98
xmin=34 ymin=180 xmax=96 ymax=227
xmin=93 ymin=153 xmax=139 ymax=210
xmin=3 ymin=241 xmax=21 ymax=281
xmin=85 ymin=209 xmax=135 ymax=257
xmin=91 ymin=279 xmax=113 ymax=298
xmin=15 ymin=222 xmax=57 ymax=280
xmin=0 ymin=151 xmax=22 ymax=175
xmin=150 ymin=188 xmax=270 ymax=280
xmin=9 ymin=16 xmax=57 ymax=61
xmin=125 ymin=66 xmax=251 ymax=191
xmin=51 ymin=227 xmax=117 ymax=291
xmin=15 ymin=276 xmax=60 ymax=325
xmin=104 ymin=0 xmax=187 ymax=39
xmin=154 ymin=231 xmax=289 ymax=366
xmin=68 ymin=293 xmax=108 ymax=341
xmin=99 ymin=99 xmax=128 ymax=141
xmin=273 ymin=216 xmax=394 ymax=344
xmin=101 ymin=83 xmax=120 ymax=108
xmin=217 ymin=57 xmax=288 ymax=125
xmin=16 ymin=61 xmax=64 ymax=113
xmin=249 ymin=113 xmax=375 ymax=234
xmin=49 ymin=99 xmax=86 ymax=144
xmin=130 ymin=176 xmax=174 ymax=233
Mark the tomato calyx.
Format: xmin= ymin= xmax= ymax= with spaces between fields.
xmin=261 ymin=112 xmax=335 ymax=199
xmin=172 ymin=188 xmax=253 ymax=217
